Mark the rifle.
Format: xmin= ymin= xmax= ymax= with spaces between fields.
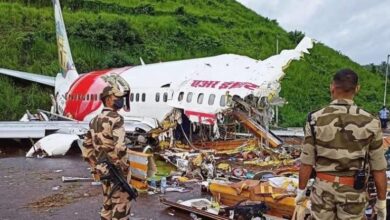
xmin=222 ymin=200 xmax=268 ymax=220
xmin=98 ymin=154 xmax=138 ymax=201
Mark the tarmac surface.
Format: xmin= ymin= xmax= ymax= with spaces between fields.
xmin=0 ymin=142 xmax=206 ymax=220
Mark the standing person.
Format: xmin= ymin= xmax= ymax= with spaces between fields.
xmin=379 ymin=106 xmax=389 ymax=129
xmin=295 ymin=69 xmax=387 ymax=219
xmin=82 ymin=86 xmax=131 ymax=220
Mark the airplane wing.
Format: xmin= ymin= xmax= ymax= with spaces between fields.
xmin=0 ymin=120 xmax=152 ymax=157
xmin=0 ymin=121 xmax=152 ymax=139
xmin=0 ymin=68 xmax=55 ymax=87
xmin=0 ymin=121 xmax=89 ymax=139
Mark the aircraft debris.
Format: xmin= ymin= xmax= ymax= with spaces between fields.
xmin=51 ymin=186 xmax=61 ymax=191
xmin=26 ymin=133 xmax=79 ymax=158
xmin=62 ymin=176 xmax=94 ymax=183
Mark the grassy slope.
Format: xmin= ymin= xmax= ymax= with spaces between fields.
xmin=280 ymin=43 xmax=384 ymax=127
xmin=0 ymin=0 xmax=386 ymax=126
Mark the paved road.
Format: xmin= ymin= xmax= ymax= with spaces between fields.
xmin=0 ymin=143 xmax=206 ymax=220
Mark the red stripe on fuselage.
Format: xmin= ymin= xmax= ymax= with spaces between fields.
xmin=184 ymin=110 xmax=216 ymax=124
xmin=64 ymin=67 xmax=131 ymax=121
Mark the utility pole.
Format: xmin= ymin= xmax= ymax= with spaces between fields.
xmin=275 ymin=35 xmax=279 ymax=127
xmin=383 ymin=54 xmax=390 ymax=106
xmin=275 ymin=106 xmax=279 ymax=127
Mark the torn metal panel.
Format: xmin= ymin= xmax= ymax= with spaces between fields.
xmin=160 ymin=197 xmax=228 ymax=220
xmin=231 ymin=110 xmax=282 ymax=148
xmin=193 ymin=138 xmax=256 ymax=151
xmin=26 ymin=133 xmax=79 ymax=157
xmin=209 ymin=179 xmax=310 ymax=219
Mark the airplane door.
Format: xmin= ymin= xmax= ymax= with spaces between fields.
xmin=167 ymin=89 xmax=174 ymax=100
xmin=123 ymin=92 xmax=130 ymax=112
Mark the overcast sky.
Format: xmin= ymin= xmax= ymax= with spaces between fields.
xmin=237 ymin=0 xmax=390 ymax=65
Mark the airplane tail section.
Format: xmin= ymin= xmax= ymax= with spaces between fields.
xmin=52 ymin=0 xmax=78 ymax=82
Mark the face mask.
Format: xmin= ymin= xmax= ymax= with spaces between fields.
xmin=113 ymin=97 xmax=124 ymax=110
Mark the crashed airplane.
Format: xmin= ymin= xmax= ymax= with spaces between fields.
xmin=0 ymin=0 xmax=311 ymax=156
xmin=1 ymin=1 xmax=388 ymax=220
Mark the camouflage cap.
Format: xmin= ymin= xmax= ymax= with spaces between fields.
xmin=101 ymin=86 xmax=125 ymax=98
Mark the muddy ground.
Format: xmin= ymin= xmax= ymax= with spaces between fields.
xmin=0 ymin=140 xmax=208 ymax=220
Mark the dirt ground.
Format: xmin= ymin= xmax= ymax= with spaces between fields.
xmin=0 ymin=141 xmax=208 ymax=220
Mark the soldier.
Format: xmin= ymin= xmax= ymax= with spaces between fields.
xmin=82 ymin=86 xmax=131 ymax=220
xmin=295 ymin=69 xmax=387 ymax=219
xmin=379 ymin=106 xmax=389 ymax=129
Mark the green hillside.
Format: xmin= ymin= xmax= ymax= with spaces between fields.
xmin=0 ymin=0 xmax=386 ymax=126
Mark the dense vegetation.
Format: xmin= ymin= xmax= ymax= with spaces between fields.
xmin=280 ymin=44 xmax=384 ymax=126
xmin=364 ymin=62 xmax=389 ymax=76
xmin=0 ymin=0 xmax=387 ymax=126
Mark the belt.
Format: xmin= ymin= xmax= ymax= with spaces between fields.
xmin=317 ymin=173 xmax=354 ymax=187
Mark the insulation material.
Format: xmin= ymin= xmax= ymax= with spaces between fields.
xmin=128 ymin=150 xmax=156 ymax=180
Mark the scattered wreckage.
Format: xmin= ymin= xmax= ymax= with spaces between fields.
xmin=128 ymin=93 xmax=309 ymax=219
xmin=4 ymin=80 xmax=389 ymax=219
xmin=0 ymin=87 xmax=329 ymax=219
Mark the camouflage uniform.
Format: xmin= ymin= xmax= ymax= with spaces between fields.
xmin=83 ymin=107 xmax=131 ymax=220
xmin=300 ymin=99 xmax=387 ymax=220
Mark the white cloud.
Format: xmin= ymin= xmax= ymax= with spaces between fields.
xmin=237 ymin=0 xmax=390 ymax=64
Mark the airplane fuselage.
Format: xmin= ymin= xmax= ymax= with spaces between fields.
xmin=59 ymin=54 xmax=272 ymax=125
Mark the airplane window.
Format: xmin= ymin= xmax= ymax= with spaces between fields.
xmin=197 ymin=93 xmax=204 ymax=104
xmin=208 ymin=94 xmax=215 ymax=105
xmin=142 ymin=93 xmax=146 ymax=102
xmin=186 ymin=92 xmax=193 ymax=103
xmin=178 ymin=92 xmax=184 ymax=102
xmin=163 ymin=92 xmax=168 ymax=102
xmin=220 ymin=95 xmax=226 ymax=107
xmin=86 ymin=94 xmax=89 ymax=101
xmin=130 ymin=93 xmax=134 ymax=102
xmin=136 ymin=93 xmax=140 ymax=102
xmin=155 ymin=93 xmax=160 ymax=102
